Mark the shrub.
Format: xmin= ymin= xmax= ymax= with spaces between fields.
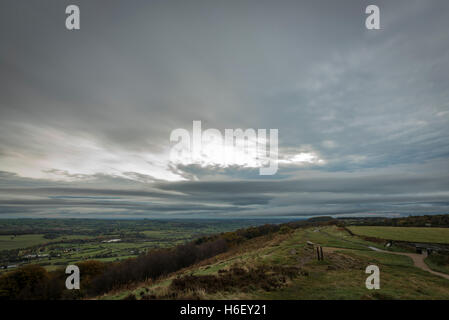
xmin=0 ymin=264 xmax=50 ymax=300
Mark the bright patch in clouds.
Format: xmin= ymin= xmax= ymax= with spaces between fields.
xmin=0 ymin=124 xmax=182 ymax=182
xmin=279 ymin=152 xmax=325 ymax=165
xmin=0 ymin=124 xmax=325 ymax=182
xmin=169 ymin=131 xmax=270 ymax=169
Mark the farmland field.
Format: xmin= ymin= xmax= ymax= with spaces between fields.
xmin=348 ymin=226 xmax=449 ymax=244
xmin=0 ymin=218 xmax=285 ymax=273
xmin=0 ymin=234 xmax=50 ymax=250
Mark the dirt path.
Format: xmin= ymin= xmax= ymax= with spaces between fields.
xmin=367 ymin=246 xmax=449 ymax=280
xmin=316 ymin=229 xmax=449 ymax=281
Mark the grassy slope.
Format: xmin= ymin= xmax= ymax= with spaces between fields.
xmin=424 ymin=254 xmax=449 ymax=275
xmin=101 ymin=226 xmax=449 ymax=300
xmin=347 ymin=226 xmax=449 ymax=244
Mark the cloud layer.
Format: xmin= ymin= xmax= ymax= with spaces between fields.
xmin=0 ymin=0 xmax=448 ymax=218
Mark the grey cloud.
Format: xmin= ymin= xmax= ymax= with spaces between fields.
xmin=0 ymin=170 xmax=448 ymax=218
xmin=156 ymin=174 xmax=449 ymax=195
xmin=1 ymin=0 xmax=449 ymax=218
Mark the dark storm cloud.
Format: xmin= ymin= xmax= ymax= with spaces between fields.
xmin=0 ymin=0 xmax=449 ymax=218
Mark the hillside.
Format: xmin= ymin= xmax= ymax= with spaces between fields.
xmin=101 ymin=225 xmax=449 ymax=300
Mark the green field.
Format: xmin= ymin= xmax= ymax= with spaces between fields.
xmin=0 ymin=219 xmax=280 ymax=272
xmin=0 ymin=234 xmax=49 ymax=250
xmin=0 ymin=234 xmax=95 ymax=251
xmin=348 ymin=226 xmax=449 ymax=244
xmin=424 ymin=253 xmax=449 ymax=275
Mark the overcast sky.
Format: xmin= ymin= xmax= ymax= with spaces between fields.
xmin=1 ymin=0 xmax=448 ymax=218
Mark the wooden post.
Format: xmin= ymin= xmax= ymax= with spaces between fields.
xmin=320 ymin=246 xmax=324 ymax=260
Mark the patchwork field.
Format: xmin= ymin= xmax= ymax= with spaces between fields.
xmin=0 ymin=219 xmax=280 ymax=272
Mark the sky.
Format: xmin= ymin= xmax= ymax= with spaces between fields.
xmin=0 ymin=0 xmax=448 ymax=219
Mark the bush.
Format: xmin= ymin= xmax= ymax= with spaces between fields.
xmin=0 ymin=265 xmax=50 ymax=300
xmin=169 ymin=265 xmax=302 ymax=294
